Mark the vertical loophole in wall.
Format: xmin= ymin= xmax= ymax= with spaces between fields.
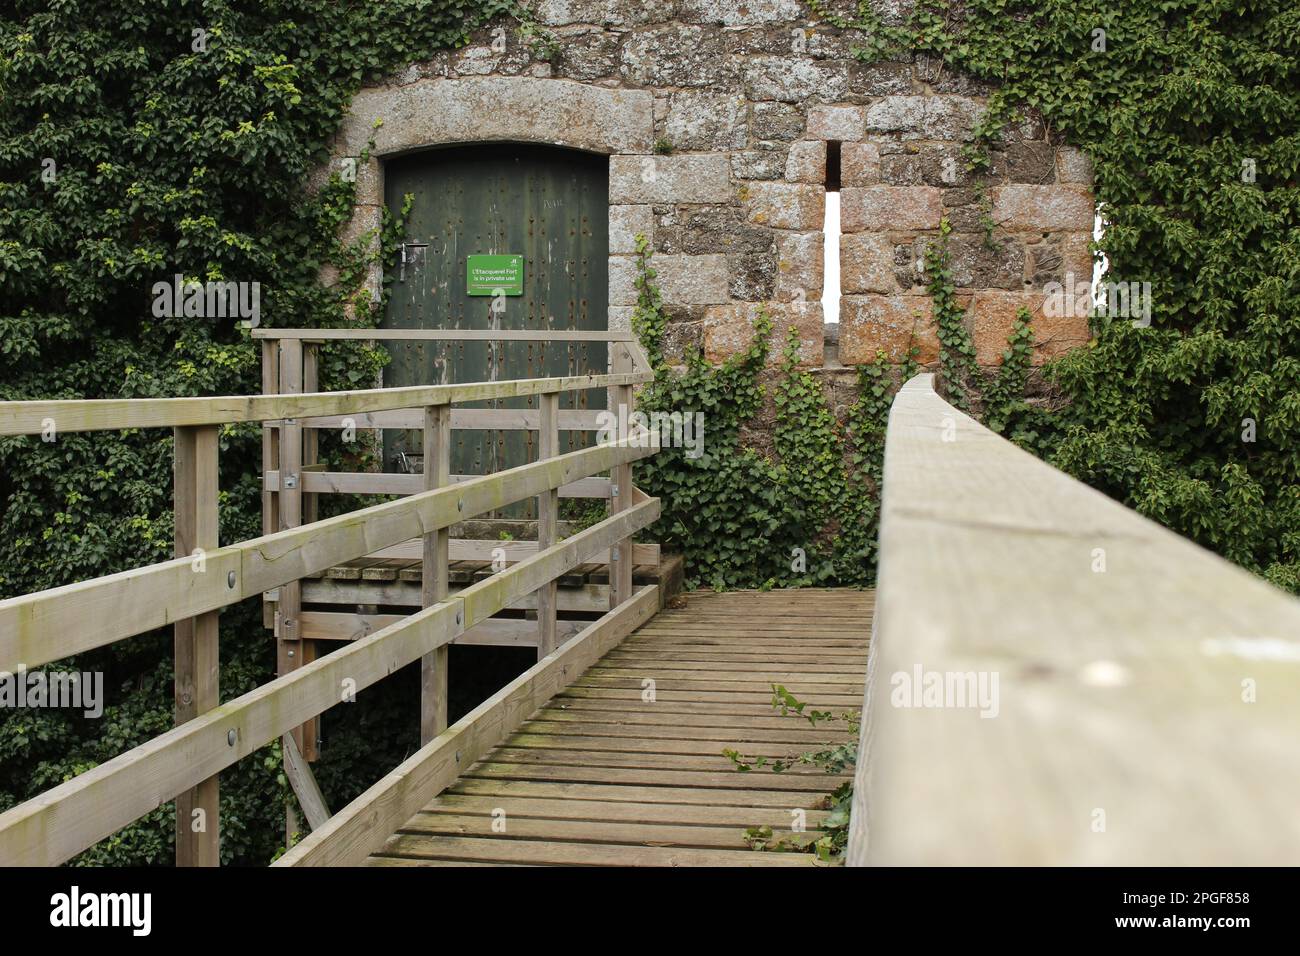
xmin=822 ymin=141 xmax=843 ymax=367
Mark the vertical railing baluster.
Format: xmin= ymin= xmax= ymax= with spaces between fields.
xmin=609 ymin=343 xmax=635 ymax=608
xmin=299 ymin=342 xmax=320 ymax=760
xmin=276 ymin=338 xmax=304 ymax=843
xmin=174 ymin=423 xmax=221 ymax=866
xmin=420 ymin=403 xmax=452 ymax=744
xmin=537 ymin=390 xmax=560 ymax=656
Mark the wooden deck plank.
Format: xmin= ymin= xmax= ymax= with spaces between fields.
xmin=371 ymin=834 xmax=816 ymax=866
xmin=365 ymin=588 xmax=870 ymax=866
xmin=396 ymin=813 xmax=816 ymax=849
xmin=419 ymin=794 xmax=832 ymax=827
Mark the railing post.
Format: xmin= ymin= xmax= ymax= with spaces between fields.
xmin=300 ymin=341 xmax=320 ymax=760
xmin=276 ymin=339 xmax=306 ymax=841
xmin=536 ymin=390 xmax=560 ymax=656
xmin=173 ymin=423 xmax=220 ymax=867
xmin=609 ymin=343 xmax=635 ymax=608
xmin=420 ymin=403 xmax=451 ymax=744
xmin=260 ymin=339 xmax=280 ymax=631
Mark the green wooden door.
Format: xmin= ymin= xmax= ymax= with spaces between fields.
xmin=382 ymin=145 xmax=609 ymax=509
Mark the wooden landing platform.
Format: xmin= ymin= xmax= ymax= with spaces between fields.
xmin=367 ymin=587 xmax=872 ymax=866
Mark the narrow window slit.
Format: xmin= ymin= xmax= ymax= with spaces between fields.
xmin=822 ymin=141 xmax=843 ymax=365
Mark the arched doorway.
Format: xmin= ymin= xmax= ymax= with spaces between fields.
xmin=381 ymin=144 xmax=609 ymax=493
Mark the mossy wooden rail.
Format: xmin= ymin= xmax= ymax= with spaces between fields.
xmin=849 ymin=373 xmax=1300 ymax=866
xmin=0 ymin=332 xmax=660 ymax=867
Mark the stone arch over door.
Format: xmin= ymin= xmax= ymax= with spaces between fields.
xmin=328 ymin=76 xmax=655 ymax=332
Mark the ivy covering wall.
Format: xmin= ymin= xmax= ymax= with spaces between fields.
xmin=0 ymin=0 xmax=512 ymax=865
xmin=0 ymin=0 xmax=1295 ymax=865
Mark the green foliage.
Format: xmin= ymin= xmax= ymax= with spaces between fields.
xmin=632 ymin=238 xmax=909 ymax=590
xmin=0 ymin=0 xmax=516 ymax=864
xmin=724 ymin=684 xmax=857 ymax=864
xmin=924 ymin=220 xmax=1054 ymax=453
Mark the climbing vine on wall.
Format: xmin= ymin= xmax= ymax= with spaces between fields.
xmin=827 ymin=0 xmax=1300 ymax=593
xmin=0 ymin=0 xmax=515 ymax=865
xmin=632 ymin=236 xmax=911 ymax=590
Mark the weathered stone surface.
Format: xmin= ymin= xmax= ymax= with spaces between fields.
xmin=1025 ymin=231 xmax=1094 ymax=287
xmin=966 ymin=290 xmax=1090 ymax=365
xmin=807 ymin=105 xmax=865 ymax=141
xmin=880 ymin=143 xmax=968 ymax=186
xmin=725 ymin=26 xmax=806 ymax=56
xmin=840 ymin=233 xmax=896 ymax=294
xmin=750 ymin=101 xmax=804 ymax=141
xmin=892 ymin=238 xmax=928 ymax=290
xmin=622 ymin=26 xmax=732 ymax=87
xmin=609 ymin=204 xmax=654 ymax=254
xmin=784 ymin=140 xmax=826 ymax=183
xmin=841 ymin=141 xmax=881 ymax=185
xmin=745 ymin=58 xmax=851 ymax=103
xmin=614 ymin=250 xmax=730 ymax=306
xmin=552 ymin=29 xmax=622 ymax=82
xmin=916 ymin=55 xmax=994 ymax=96
xmin=610 ymin=154 xmax=732 ymax=203
xmin=679 ymin=206 xmax=775 ymax=254
xmin=340 ymin=204 xmax=382 ymax=250
xmin=993 ymin=185 xmax=1095 ymax=231
xmin=535 ymin=0 xmax=677 ymax=27
xmin=806 ymin=28 xmax=860 ymax=60
xmin=732 ymin=149 xmax=788 ymax=180
xmin=608 ymin=255 xmax=638 ymax=306
xmin=865 ymin=95 xmax=983 ymax=139
xmin=847 ymin=60 xmax=915 ymax=96
xmin=776 ymin=232 xmax=824 ymax=302
xmin=341 ymin=77 xmax=654 ymax=155
xmin=872 ymin=0 xmax=919 ymax=26
xmin=943 ymin=200 xmax=989 ymax=233
xmin=839 ymin=295 xmax=939 ymax=365
xmin=452 ymin=40 xmax=534 ymax=77
xmin=841 ymin=186 xmax=942 ymax=232
xmin=744 ymin=181 xmax=825 ymax=230
xmin=662 ymin=318 xmax=705 ymax=363
xmin=347 ymin=157 xmax=382 ymax=205
xmin=1057 ymin=147 xmax=1095 ymax=184
xmin=704 ymin=301 xmax=824 ymax=366
xmin=678 ymin=0 xmax=804 ymax=26
xmin=728 ymin=250 xmax=778 ymax=300
xmin=654 ymin=253 xmax=731 ymax=305
xmin=947 ymin=234 xmax=1024 ymax=290
xmin=989 ymin=141 xmax=1057 ymax=184
xmin=663 ymin=91 xmax=748 ymax=150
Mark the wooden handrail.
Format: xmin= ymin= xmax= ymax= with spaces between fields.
xmin=0 ymin=499 xmax=659 ymax=867
xmin=0 ymin=432 xmax=656 ymax=671
xmin=251 ymin=328 xmax=638 ymax=341
xmin=0 ymin=371 xmax=647 ymax=437
xmin=848 ymin=373 xmax=1300 ymax=866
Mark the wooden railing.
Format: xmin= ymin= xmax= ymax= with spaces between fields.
xmin=0 ymin=331 xmax=660 ymax=867
xmin=252 ymin=328 xmax=651 ymax=777
xmin=848 ymin=373 xmax=1300 ymax=865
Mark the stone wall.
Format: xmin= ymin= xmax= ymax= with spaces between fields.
xmin=325 ymin=0 xmax=1094 ymax=380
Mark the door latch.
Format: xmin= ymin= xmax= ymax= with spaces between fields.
xmin=399 ymin=242 xmax=427 ymax=281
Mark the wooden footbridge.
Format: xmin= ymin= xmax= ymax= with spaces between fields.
xmin=1 ymin=330 xmax=1298 ymax=868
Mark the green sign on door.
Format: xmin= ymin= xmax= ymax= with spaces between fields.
xmin=466 ymin=254 xmax=525 ymax=296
